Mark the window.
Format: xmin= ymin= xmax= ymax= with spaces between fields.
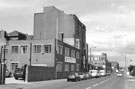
xmin=56 ymin=62 xmax=63 ymax=72
xmin=71 ymin=50 xmax=75 ymax=58
xmin=58 ymin=45 xmax=63 ymax=55
xmin=64 ymin=64 xmax=69 ymax=71
xmin=11 ymin=63 xmax=18 ymax=70
xmin=34 ymin=45 xmax=41 ymax=53
xmin=76 ymin=52 xmax=79 ymax=59
xmin=65 ymin=47 xmax=69 ymax=57
xmin=44 ymin=45 xmax=51 ymax=53
xmin=21 ymin=46 xmax=28 ymax=53
xmin=76 ymin=64 xmax=80 ymax=71
xmin=11 ymin=46 xmax=18 ymax=53
xmin=71 ymin=64 xmax=75 ymax=71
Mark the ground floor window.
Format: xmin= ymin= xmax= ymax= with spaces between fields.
xmin=56 ymin=62 xmax=63 ymax=72
xmin=11 ymin=63 xmax=18 ymax=70
xmin=64 ymin=64 xmax=69 ymax=71
xmin=71 ymin=64 xmax=75 ymax=71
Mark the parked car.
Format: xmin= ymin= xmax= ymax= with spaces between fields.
xmin=13 ymin=68 xmax=25 ymax=80
xmin=99 ymin=70 xmax=106 ymax=77
xmin=84 ymin=72 xmax=92 ymax=79
xmin=67 ymin=72 xmax=80 ymax=82
xmin=78 ymin=72 xmax=85 ymax=80
xmin=89 ymin=70 xmax=99 ymax=78
xmin=5 ymin=69 xmax=12 ymax=77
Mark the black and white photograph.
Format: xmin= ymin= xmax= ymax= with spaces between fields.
xmin=0 ymin=0 xmax=135 ymax=89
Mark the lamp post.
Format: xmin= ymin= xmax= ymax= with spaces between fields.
xmin=89 ymin=47 xmax=96 ymax=70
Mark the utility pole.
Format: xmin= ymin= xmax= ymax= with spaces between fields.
xmin=0 ymin=46 xmax=6 ymax=85
xmin=29 ymin=43 xmax=32 ymax=66
xmin=89 ymin=47 xmax=96 ymax=70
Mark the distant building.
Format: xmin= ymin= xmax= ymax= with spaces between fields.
xmin=88 ymin=53 xmax=112 ymax=73
xmin=110 ymin=61 xmax=119 ymax=72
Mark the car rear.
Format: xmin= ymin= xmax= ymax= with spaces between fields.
xmin=14 ymin=68 xmax=24 ymax=80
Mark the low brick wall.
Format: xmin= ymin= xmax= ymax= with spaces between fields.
xmin=28 ymin=66 xmax=55 ymax=82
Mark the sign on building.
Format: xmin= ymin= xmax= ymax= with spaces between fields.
xmin=65 ymin=57 xmax=76 ymax=63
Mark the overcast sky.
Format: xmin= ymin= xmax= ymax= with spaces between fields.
xmin=0 ymin=0 xmax=135 ymax=67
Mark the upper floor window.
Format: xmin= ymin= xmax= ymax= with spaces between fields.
xmin=65 ymin=47 xmax=69 ymax=57
xmin=76 ymin=52 xmax=79 ymax=59
xmin=58 ymin=45 xmax=63 ymax=55
xmin=11 ymin=46 xmax=18 ymax=53
xmin=34 ymin=45 xmax=41 ymax=53
xmin=44 ymin=45 xmax=51 ymax=53
xmin=21 ymin=46 xmax=28 ymax=53
xmin=71 ymin=50 xmax=75 ymax=58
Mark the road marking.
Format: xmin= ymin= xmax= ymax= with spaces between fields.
xmin=93 ymin=83 xmax=99 ymax=87
xmin=99 ymin=81 xmax=104 ymax=84
xmin=86 ymin=87 xmax=91 ymax=89
xmin=86 ymin=77 xmax=114 ymax=89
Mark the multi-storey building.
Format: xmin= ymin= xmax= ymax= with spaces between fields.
xmin=0 ymin=6 xmax=87 ymax=78
xmin=1 ymin=31 xmax=81 ymax=79
xmin=110 ymin=61 xmax=119 ymax=72
xmin=34 ymin=6 xmax=87 ymax=72
xmin=89 ymin=53 xmax=112 ymax=74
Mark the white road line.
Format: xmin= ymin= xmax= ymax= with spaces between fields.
xmin=93 ymin=83 xmax=99 ymax=87
xmin=99 ymin=81 xmax=104 ymax=84
xmin=86 ymin=77 xmax=114 ymax=89
xmin=86 ymin=87 xmax=92 ymax=89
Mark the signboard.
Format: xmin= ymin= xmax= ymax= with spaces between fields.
xmin=65 ymin=57 xmax=76 ymax=63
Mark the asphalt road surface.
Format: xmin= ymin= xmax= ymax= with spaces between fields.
xmin=26 ymin=75 xmax=126 ymax=89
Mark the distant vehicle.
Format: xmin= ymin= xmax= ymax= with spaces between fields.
xmin=117 ymin=72 xmax=123 ymax=77
xmin=5 ymin=69 xmax=12 ymax=77
xmin=89 ymin=70 xmax=100 ymax=78
xmin=67 ymin=72 xmax=80 ymax=82
xmin=13 ymin=68 xmax=25 ymax=80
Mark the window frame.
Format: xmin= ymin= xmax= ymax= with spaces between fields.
xmin=34 ymin=45 xmax=41 ymax=53
xmin=11 ymin=46 xmax=19 ymax=53
xmin=44 ymin=45 xmax=51 ymax=53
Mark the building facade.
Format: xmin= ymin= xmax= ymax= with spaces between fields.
xmin=110 ymin=61 xmax=119 ymax=72
xmin=0 ymin=6 xmax=87 ymax=79
xmin=34 ymin=6 xmax=87 ymax=72
xmin=89 ymin=53 xmax=112 ymax=74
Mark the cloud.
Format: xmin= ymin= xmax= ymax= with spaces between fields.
xmin=96 ymin=26 xmax=106 ymax=32
xmin=0 ymin=0 xmax=47 ymax=8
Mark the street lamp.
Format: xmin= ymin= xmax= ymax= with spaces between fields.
xmin=89 ymin=47 xmax=96 ymax=70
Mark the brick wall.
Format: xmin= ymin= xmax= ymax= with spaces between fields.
xmin=28 ymin=66 xmax=55 ymax=82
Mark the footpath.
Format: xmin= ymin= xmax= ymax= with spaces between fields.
xmin=1 ymin=75 xmax=135 ymax=89
xmin=125 ymin=75 xmax=135 ymax=89
xmin=0 ymin=79 xmax=66 ymax=89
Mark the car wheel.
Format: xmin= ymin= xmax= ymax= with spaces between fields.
xmin=75 ymin=79 xmax=78 ymax=82
xmin=67 ymin=79 xmax=70 ymax=82
xmin=15 ymin=78 xmax=18 ymax=80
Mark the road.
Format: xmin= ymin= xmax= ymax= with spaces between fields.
xmin=26 ymin=75 xmax=126 ymax=89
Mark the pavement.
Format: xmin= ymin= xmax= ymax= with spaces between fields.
xmin=0 ymin=75 xmax=135 ymax=89
xmin=0 ymin=78 xmax=66 ymax=89
xmin=125 ymin=75 xmax=135 ymax=89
